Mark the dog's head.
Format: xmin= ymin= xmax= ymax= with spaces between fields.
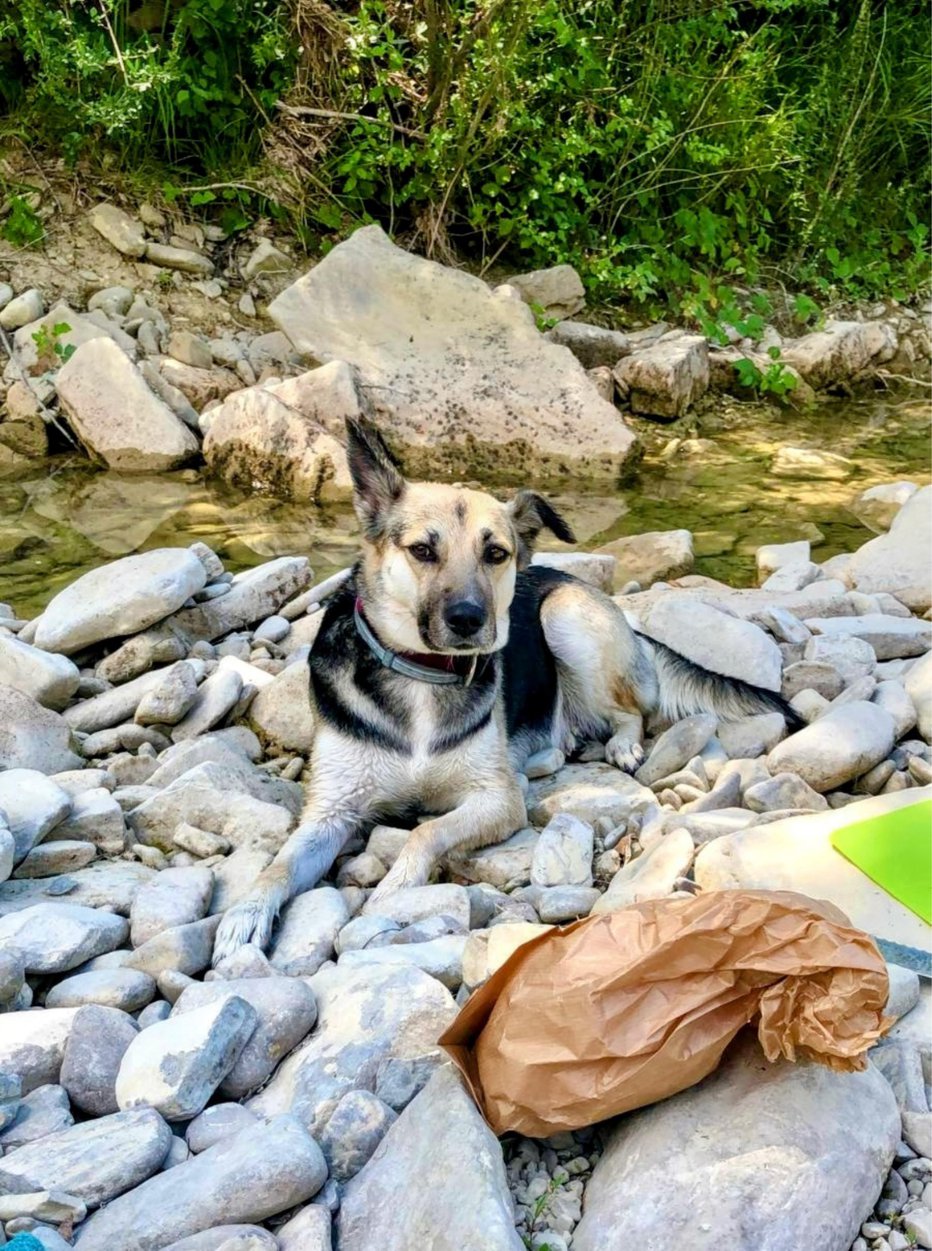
xmin=345 ymin=417 xmax=575 ymax=655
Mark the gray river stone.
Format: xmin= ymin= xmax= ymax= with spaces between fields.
xmin=0 ymin=903 xmax=128 ymax=973
xmin=0 ymin=1107 xmax=171 ymax=1208
xmin=767 ymin=701 xmax=896 ymax=791
xmin=130 ymin=866 xmax=214 ymax=947
xmin=0 ymin=1008 xmax=79 ymax=1093
xmin=0 ymin=769 xmax=71 ymax=862
xmin=0 ymin=636 xmax=80 ymax=710
xmin=0 ymin=687 xmax=82 ymax=774
xmin=46 ymin=968 xmax=157 ymax=1011
xmin=75 ymin=1114 xmax=326 ymax=1251
xmin=60 ymin=1003 xmax=140 ymax=1115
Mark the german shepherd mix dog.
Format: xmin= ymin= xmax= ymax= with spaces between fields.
xmin=212 ymin=418 xmax=795 ymax=962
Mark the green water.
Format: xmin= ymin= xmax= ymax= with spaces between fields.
xmin=1 ymin=395 xmax=928 ymax=618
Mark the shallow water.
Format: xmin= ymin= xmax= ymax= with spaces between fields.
xmin=1 ymin=395 xmax=928 ymax=618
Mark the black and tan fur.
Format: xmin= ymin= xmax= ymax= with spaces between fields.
xmin=212 ymin=418 xmax=795 ymax=961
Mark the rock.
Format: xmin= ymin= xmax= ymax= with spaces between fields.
xmin=55 ymin=787 xmax=126 ymax=854
xmin=166 ymin=331 xmax=212 ymax=371
xmin=503 ymin=265 xmax=585 ymax=319
xmin=0 ymin=903 xmax=127 ymax=973
xmin=268 ymin=225 xmax=635 ymax=484
xmin=0 ymin=687 xmax=81 ymax=774
xmin=338 ymin=1066 xmax=523 ymax=1251
xmin=871 ymin=680 xmax=918 ymax=739
xmin=904 ymin=1211 xmax=932 ymax=1251
xmin=756 ymin=540 xmax=811 ymax=579
xmin=641 ymin=598 xmax=783 ymax=692
xmin=277 ymin=1206 xmax=332 ymax=1251
xmin=804 ymin=633 xmax=876 ymax=686
xmin=536 ymin=885 xmax=601 ymax=922
xmin=0 ymin=1190 xmax=86 ymax=1224
xmin=129 ymin=867 xmax=214 ymax=948
xmin=885 ymin=963 xmax=921 ymax=1021
xmin=530 ymin=814 xmax=593 ymax=887
xmin=36 ymin=548 xmax=206 ymax=656
xmin=528 ymin=762 xmax=654 ymax=827
xmin=163 ymin=1229 xmax=277 ymax=1251
xmin=14 ymin=839 xmax=97 ymax=878
xmin=123 ymin=916 xmax=221 ymax=979
xmin=165 ymin=557 xmax=312 ymax=644
xmin=544 ymin=320 xmax=630 ymax=369
xmin=905 ymin=651 xmax=932 ymax=741
xmin=246 ymin=659 xmax=314 ymax=754
xmin=852 ymin=481 xmax=919 ymax=533
xmin=56 ymin=338 xmax=199 ymax=472
xmin=249 ymin=963 xmax=456 ymax=1137
xmin=169 ymin=670 xmax=242 ymax=742
xmin=847 ymin=485 xmax=932 ymax=612
xmin=772 ymin=446 xmax=854 ymax=480
xmin=361 ymin=883 xmax=471 ymax=929
xmin=46 ymin=969 xmax=156 ymax=1011
xmin=185 ymin=1102 xmax=258 ymax=1153
xmin=717 ymin=712 xmax=787 ymax=758
xmin=0 ymin=1009 xmax=78 ymax=1093
xmin=0 ymin=1084 xmax=71 ymax=1149
xmin=636 ymin=715 xmax=718 ymax=786
xmin=444 ymin=827 xmax=537 ymax=890
xmin=694 ymin=788 xmax=932 ymax=950
xmin=0 ymin=288 xmax=45 ymax=330
xmin=172 ymin=978 xmax=317 ymax=1099
xmin=203 ymin=363 xmax=361 ymax=503
xmin=530 ymin=551 xmax=615 ymax=594
xmin=135 ymin=662 xmax=200 ymax=726
xmin=614 ymin=334 xmax=709 ymax=419
xmin=0 ymin=637 xmax=79 ymax=710
xmin=781 ymin=319 xmax=896 ymax=388
xmin=145 ymin=241 xmax=214 ymax=274
xmin=595 ymin=529 xmax=693 ymax=588
xmin=75 ymin=1114 xmax=326 ymax=1251
xmin=15 ymin=1104 xmax=169 ymax=1205
xmin=573 ymin=1033 xmax=899 ymax=1251
xmin=767 ymin=701 xmax=895 ymax=792
xmin=0 ymin=770 xmax=71 ymax=863
xmin=88 ymin=204 xmax=147 ymax=258
xmin=116 ymin=995 xmax=258 ymax=1120
xmin=744 ymin=772 xmax=828 ymax=813
xmin=319 ymin=1089 xmax=397 ymax=1182
xmin=88 ymin=285 xmax=134 ymax=317
xmin=265 ymin=886 xmax=350 ymax=977
xmin=804 ymin=614 xmax=931 ymax=660
xmin=241 ymin=239 xmax=292 ymax=282
xmin=339 ymin=935 xmax=468 ymax=990
xmin=591 ymin=828 xmax=694 ymax=914
xmin=0 ymin=946 xmax=25 ymax=1002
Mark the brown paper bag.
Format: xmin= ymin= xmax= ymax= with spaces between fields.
xmin=440 ymin=889 xmax=892 ymax=1137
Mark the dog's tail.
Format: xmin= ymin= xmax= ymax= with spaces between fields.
xmin=641 ymin=634 xmax=804 ymax=731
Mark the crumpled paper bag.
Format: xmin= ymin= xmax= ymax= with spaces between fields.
xmin=440 ymin=889 xmax=892 ymax=1137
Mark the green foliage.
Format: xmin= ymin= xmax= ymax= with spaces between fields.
xmin=31 ymin=321 xmax=76 ymax=372
xmin=733 ymin=353 xmax=799 ymax=398
xmin=0 ymin=0 xmax=295 ymax=170
xmin=1 ymin=195 xmax=44 ymax=248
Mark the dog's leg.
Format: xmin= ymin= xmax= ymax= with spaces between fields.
xmin=366 ymin=784 xmax=524 ymax=908
xmin=540 ymin=583 xmax=657 ymax=774
xmin=212 ymin=809 xmax=357 ymax=964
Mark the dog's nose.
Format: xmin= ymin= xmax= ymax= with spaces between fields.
xmin=444 ymin=599 xmax=487 ymax=637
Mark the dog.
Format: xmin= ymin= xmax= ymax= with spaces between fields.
xmin=212 ymin=417 xmax=796 ymax=962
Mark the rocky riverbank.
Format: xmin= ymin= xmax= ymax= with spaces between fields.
xmin=0 ymin=469 xmax=929 ymax=1250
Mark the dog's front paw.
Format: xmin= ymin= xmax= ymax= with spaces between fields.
xmin=605 ymin=735 xmax=645 ymax=774
xmin=212 ymin=894 xmax=278 ymax=965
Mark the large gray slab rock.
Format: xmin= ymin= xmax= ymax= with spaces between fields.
xmin=0 ymin=1107 xmax=171 ymax=1207
xmin=851 ymin=480 xmax=918 ymax=533
xmin=0 ymin=636 xmax=80 ymax=709
xmin=184 ymin=1102 xmax=258 ymax=1153
xmin=339 ymin=935 xmax=468 ymax=990
xmin=0 ymin=769 xmax=71 ymax=862
xmin=89 ymin=203 xmax=147 ymax=258
xmin=847 ymin=484 xmax=932 ymax=612
xmin=781 ymin=319 xmax=896 ymax=388
xmin=527 ymin=762 xmax=654 ymax=827
xmin=34 ymin=548 xmax=207 ymax=655
xmin=591 ymin=827 xmax=695 ymax=914
xmin=804 ymin=613 xmax=931 ymax=660
xmin=131 ymin=867 xmax=214 ymax=947
xmin=319 ymin=1088 xmax=396 ymax=1182
xmin=0 ymin=861 xmax=154 ymax=919
xmin=162 ymin=1229 xmax=278 ymax=1251
xmin=361 ymin=883 xmax=471 ymax=929
xmin=249 ymin=962 xmax=456 ymax=1136
xmin=444 ymin=827 xmax=537 ymax=890
xmin=269 ymin=225 xmax=635 ymax=484
xmin=121 ymin=915 xmax=221 ymax=979
xmin=573 ymin=1034 xmax=899 ymax=1251
xmin=640 ymin=597 xmax=783 ymax=692
xmin=0 ymin=1008 xmax=78 ymax=1093
xmin=906 ymin=650 xmax=932 ymax=741
xmin=767 ymin=701 xmax=896 ymax=791
xmin=75 ymin=1114 xmax=326 ymax=1251
xmin=60 ymin=1003 xmax=139 ymax=1115
xmin=46 ymin=968 xmax=156 ymax=1011
xmin=246 ymin=659 xmax=314 ymax=754
xmin=0 ymin=903 xmax=128 ymax=973
xmin=56 ymin=338 xmax=199 ymax=472
xmin=613 ymin=334 xmax=709 ymax=419
xmin=338 ymin=1066 xmax=523 ymax=1251
xmin=0 ymin=1083 xmax=72 ymax=1149
xmin=0 ymin=686 xmax=81 ymax=774
xmin=595 ymin=528 xmax=693 ymax=588
xmin=164 ymin=557 xmax=312 ymax=644
xmin=204 ymin=362 xmax=360 ymax=502
xmin=116 ymin=995 xmax=257 ymax=1120
xmin=545 ymin=319 xmax=630 ymax=369
xmin=172 ymin=978 xmax=317 ymax=1098
xmin=504 ymin=264 xmax=585 ymax=319
xmin=63 ymin=668 xmax=170 ymax=734
xmin=265 ymin=885 xmax=349 ymax=977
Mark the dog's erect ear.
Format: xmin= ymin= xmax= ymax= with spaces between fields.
xmin=345 ymin=417 xmax=405 ymax=537
xmin=509 ymin=490 xmax=576 ymax=567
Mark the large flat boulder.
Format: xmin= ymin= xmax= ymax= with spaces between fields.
xmin=573 ymin=1033 xmax=899 ymax=1251
xmin=780 ymin=319 xmax=896 ymax=388
xmin=268 ymin=225 xmax=636 ymax=484
xmin=0 ymin=686 xmax=81 ymax=774
xmin=846 ymin=484 xmax=932 ymax=612
xmin=338 ymin=1066 xmax=523 ymax=1251
xmin=56 ymin=337 xmax=199 ymax=472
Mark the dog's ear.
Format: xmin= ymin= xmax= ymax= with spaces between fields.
xmin=509 ymin=490 xmax=576 ymax=567
xmin=345 ymin=417 xmax=405 ymax=537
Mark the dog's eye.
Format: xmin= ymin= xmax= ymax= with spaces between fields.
xmin=408 ymin=543 xmax=437 ymax=563
xmin=485 ymin=545 xmax=510 ymax=565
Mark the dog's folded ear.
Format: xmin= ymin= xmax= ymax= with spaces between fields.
xmin=509 ymin=490 xmax=576 ymax=567
xmin=345 ymin=417 xmax=406 ymax=537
